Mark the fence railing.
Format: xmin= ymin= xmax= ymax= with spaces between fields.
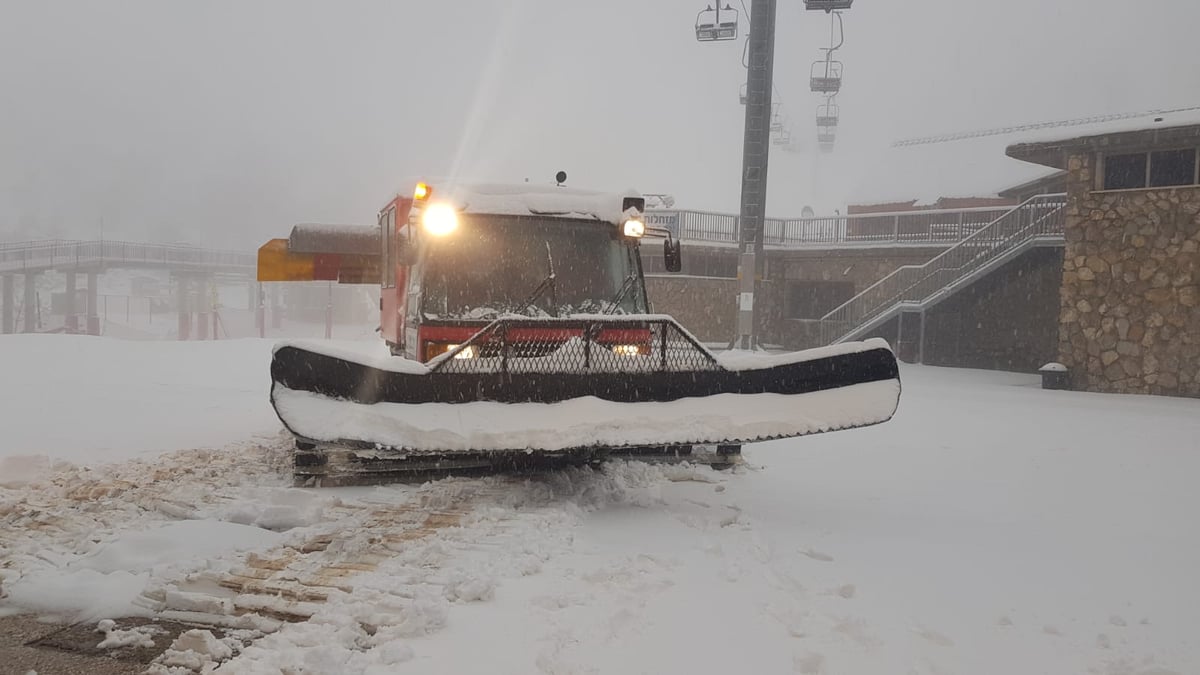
xmin=817 ymin=193 xmax=1068 ymax=345
xmin=651 ymin=204 xmax=1019 ymax=247
xmin=0 ymin=239 xmax=256 ymax=273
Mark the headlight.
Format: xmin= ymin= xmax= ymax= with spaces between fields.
xmin=421 ymin=203 xmax=459 ymax=236
xmin=611 ymin=344 xmax=646 ymax=356
xmin=424 ymin=341 xmax=476 ymax=360
xmin=622 ymin=219 xmax=645 ymax=238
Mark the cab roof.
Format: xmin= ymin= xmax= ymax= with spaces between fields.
xmin=401 ymin=182 xmax=644 ymax=226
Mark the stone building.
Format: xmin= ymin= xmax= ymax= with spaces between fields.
xmin=643 ymin=125 xmax=1069 ymax=356
xmin=1008 ymin=112 xmax=1200 ymax=397
xmin=641 ymin=109 xmax=1198 ymax=394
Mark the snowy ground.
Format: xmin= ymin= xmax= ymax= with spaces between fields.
xmin=1 ymin=334 xmax=1197 ymax=674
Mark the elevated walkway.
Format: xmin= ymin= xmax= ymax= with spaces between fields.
xmin=0 ymin=239 xmax=255 ymax=275
xmin=0 ymin=239 xmax=256 ymax=336
xmin=648 ymin=204 xmax=1022 ymax=250
xmin=814 ymin=194 xmax=1067 ymax=346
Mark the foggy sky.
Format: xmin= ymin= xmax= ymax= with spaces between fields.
xmin=1 ymin=0 xmax=1198 ymax=249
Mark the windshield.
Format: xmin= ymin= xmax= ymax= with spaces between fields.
xmin=419 ymin=215 xmax=646 ymax=320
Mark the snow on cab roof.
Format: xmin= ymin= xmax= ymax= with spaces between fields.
xmin=388 ymin=178 xmax=643 ymax=225
xmin=441 ymin=183 xmax=644 ymax=225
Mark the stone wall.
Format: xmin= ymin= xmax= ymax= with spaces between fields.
xmin=769 ymin=248 xmax=940 ymax=349
xmin=647 ymin=246 xmax=962 ymax=350
xmin=1058 ymin=152 xmax=1200 ymax=397
xmin=645 ymin=275 xmax=737 ymax=343
xmin=924 ymin=247 xmax=1063 ymax=371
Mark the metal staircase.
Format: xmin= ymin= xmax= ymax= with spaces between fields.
xmin=818 ymin=193 xmax=1067 ymax=345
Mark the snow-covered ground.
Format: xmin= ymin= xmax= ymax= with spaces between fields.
xmin=1 ymin=334 xmax=1197 ymax=674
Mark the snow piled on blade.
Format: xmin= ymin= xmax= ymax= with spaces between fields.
xmin=271 ymin=338 xmax=430 ymax=374
xmin=272 ymin=379 xmax=902 ymax=451
xmin=274 ymin=325 xmax=893 ymax=376
xmin=715 ymin=337 xmax=894 ymax=371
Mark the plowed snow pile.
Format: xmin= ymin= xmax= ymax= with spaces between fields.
xmin=1 ymin=334 xmax=1198 ymax=674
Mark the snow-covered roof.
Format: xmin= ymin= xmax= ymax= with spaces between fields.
xmin=1008 ymin=106 xmax=1200 ymax=147
xmin=848 ymin=106 xmax=1200 ymax=206
xmin=846 ymin=134 xmax=1059 ymax=206
xmin=1006 ymin=106 xmax=1200 ymax=168
xmin=288 ymin=223 xmax=376 ymax=254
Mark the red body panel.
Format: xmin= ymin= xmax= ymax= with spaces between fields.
xmin=379 ymin=196 xmax=412 ymax=353
xmin=416 ymin=324 xmax=652 ymax=362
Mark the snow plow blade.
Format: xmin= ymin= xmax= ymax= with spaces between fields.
xmin=268 ymin=317 xmax=900 ymax=484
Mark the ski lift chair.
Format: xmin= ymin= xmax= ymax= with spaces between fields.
xmin=816 ymin=102 xmax=840 ymax=128
xmin=773 ymin=128 xmax=792 ymax=146
xmin=804 ymin=0 xmax=853 ymax=12
xmin=809 ymin=59 xmax=843 ymax=94
xmin=818 ymin=126 xmax=836 ymax=152
xmin=769 ymin=102 xmax=784 ymax=132
xmin=695 ymin=4 xmax=739 ymax=42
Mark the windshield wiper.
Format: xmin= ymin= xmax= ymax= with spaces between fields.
xmin=519 ymin=241 xmax=558 ymax=317
xmin=605 ymin=271 xmax=637 ymax=315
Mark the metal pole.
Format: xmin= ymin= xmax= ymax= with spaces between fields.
xmin=1 ymin=275 xmax=12 ymax=335
xmin=325 ymin=281 xmax=333 ymax=340
xmin=65 ymin=271 xmax=77 ymax=333
xmin=918 ymin=310 xmax=926 ymax=364
xmin=257 ymin=283 xmax=266 ymax=338
xmin=86 ymin=271 xmax=99 ymax=335
xmin=735 ymin=0 xmax=777 ymax=351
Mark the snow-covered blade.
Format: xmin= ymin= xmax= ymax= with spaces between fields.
xmin=266 ymin=319 xmax=900 ymax=481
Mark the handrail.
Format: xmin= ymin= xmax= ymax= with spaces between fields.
xmin=816 ymin=193 xmax=1067 ymax=344
xmin=649 ymin=203 xmax=1022 ymax=247
xmin=648 ymin=203 xmax=1017 ymax=222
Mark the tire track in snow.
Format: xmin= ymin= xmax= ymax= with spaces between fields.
xmin=2 ymin=436 xmax=688 ymax=673
xmin=0 ymin=435 xmax=295 ymax=613
xmin=207 ymin=460 xmax=683 ymax=674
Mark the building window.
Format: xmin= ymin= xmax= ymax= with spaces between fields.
xmin=1103 ymin=153 xmax=1147 ymax=190
xmin=786 ymin=280 xmax=854 ymax=319
xmin=1150 ymin=149 xmax=1197 ymax=187
xmin=1102 ymin=148 xmax=1199 ymax=190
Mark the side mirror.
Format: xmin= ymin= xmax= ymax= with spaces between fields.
xmin=664 ymin=238 xmax=682 ymax=273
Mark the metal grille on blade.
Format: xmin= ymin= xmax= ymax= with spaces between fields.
xmin=428 ymin=318 xmax=724 ymax=375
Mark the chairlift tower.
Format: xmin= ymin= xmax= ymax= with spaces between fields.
xmin=698 ymin=0 xmax=851 ymax=349
xmin=733 ymin=0 xmax=777 ymax=350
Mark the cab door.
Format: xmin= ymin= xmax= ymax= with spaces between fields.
xmin=379 ymin=200 xmax=407 ymax=352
